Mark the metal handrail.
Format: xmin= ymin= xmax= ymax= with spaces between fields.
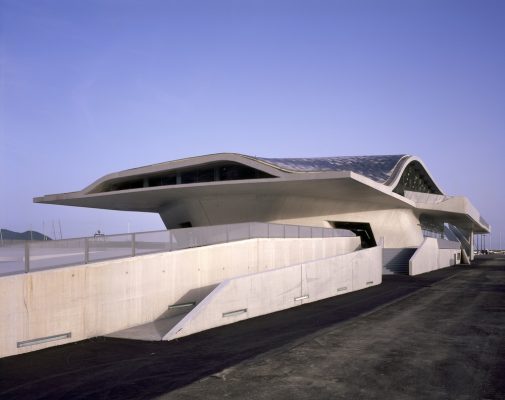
xmin=1 ymin=222 xmax=355 ymax=276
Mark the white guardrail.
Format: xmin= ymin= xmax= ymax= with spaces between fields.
xmin=0 ymin=222 xmax=354 ymax=276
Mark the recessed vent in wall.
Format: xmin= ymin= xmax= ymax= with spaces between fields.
xmin=17 ymin=332 xmax=71 ymax=348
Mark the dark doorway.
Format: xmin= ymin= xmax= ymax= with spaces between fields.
xmin=330 ymin=221 xmax=377 ymax=248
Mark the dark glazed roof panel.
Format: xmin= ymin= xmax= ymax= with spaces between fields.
xmin=255 ymin=155 xmax=407 ymax=184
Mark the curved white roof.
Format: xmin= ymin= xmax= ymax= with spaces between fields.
xmin=33 ymin=152 xmax=489 ymax=233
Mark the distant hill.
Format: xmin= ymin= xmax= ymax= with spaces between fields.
xmin=0 ymin=229 xmax=52 ymax=241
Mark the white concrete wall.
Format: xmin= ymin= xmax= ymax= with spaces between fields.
xmin=160 ymin=190 xmax=426 ymax=249
xmin=274 ymin=208 xmax=424 ymax=248
xmin=164 ymin=245 xmax=382 ymax=341
xmin=409 ymin=238 xmax=460 ymax=276
xmin=0 ymin=236 xmax=360 ymax=358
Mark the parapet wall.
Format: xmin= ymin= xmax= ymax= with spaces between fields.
xmin=409 ymin=238 xmax=461 ymax=276
xmin=164 ymin=245 xmax=383 ymax=341
xmin=0 ymin=236 xmax=360 ymax=358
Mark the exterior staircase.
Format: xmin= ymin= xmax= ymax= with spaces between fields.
xmin=445 ymin=225 xmax=471 ymax=263
xmin=382 ymin=248 xmax=417 ymax=275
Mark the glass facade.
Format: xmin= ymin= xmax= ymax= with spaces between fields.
xmin=256 ymin=155 xmax=406 ymax=184
xmin=97 ymin=163 xmax=274 ymax=192
xmin=219 ymin=164 xmax=269 ymax=180
xmin=393 ymin=161 xmax=442 ymax=196
xmin=180 ymin=168 xmax=214 ymax=184
xmin=148 ymin=174 xmax=177 ymax=187
xmin=419 ymin=214 xmax=445 ymax=238
xmin=106 ymin=179 xmax=144 ymax=191
xmin=95 ymin=155 xmax=442 ymax=198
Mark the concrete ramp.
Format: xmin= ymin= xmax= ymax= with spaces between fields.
xmin=107 ymin=314 xmax=188 ymax=341
xmin=109 ymin=244 xmax=382 ymax=342
xmin=409 ymin=238 xmax=461 ymax=275
xmin=0 ymin=235 xmax=364 ymax=358
xmin=107 ymin=284 xmax=218 ymax=341
xmin=163 ymin=245 xmax=382 ymax=341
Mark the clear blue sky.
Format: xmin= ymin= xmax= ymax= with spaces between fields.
xmin=1 ymin=0 xmax=504 ymax=246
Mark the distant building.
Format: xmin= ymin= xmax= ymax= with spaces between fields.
xmin=34 ymin=153 xmax=489 ymax=259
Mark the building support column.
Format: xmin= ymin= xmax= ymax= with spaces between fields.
xmin=469 ymin=230 xmax=474 ymax=261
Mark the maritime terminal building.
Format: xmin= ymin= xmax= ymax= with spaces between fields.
xmin=0 ymin=153 xmax=489 ymax=358
xmin=36 ymin=153 xmax=488 ymax=260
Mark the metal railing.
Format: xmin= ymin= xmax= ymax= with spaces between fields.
xmin=0 ymin=222 xmax=354 ymax=276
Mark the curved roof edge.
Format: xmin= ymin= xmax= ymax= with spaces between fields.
xmin=33 ymin=152 xmax=489 ymax=233
xmin=247 ymin=154 xmax=408 ymax=184
xmin=48 ymin=152 xmax=446 ymax=196
xmin=385 ymin=155 xmax=445 ymax=195
xmin=245 ymin=154 xmax=445 ymax=196
xmin=80 ymin=153 xmax=287 ymax=194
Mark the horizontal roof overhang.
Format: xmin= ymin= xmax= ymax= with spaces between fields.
xmin=34 ymin=171 xmax=490 ymax=233
xmin=415 ymin=196 xmax=490 ymax=233
xmin=35 ymin=172 xmax=402 ymax=208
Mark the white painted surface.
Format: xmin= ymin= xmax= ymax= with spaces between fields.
xmin=164 ymin=246 xmax=382 ymax=341
xmin=0 ymin=236 xmax=360 ymax=358
xmin=409 ymin=238 xmax=460 ymax=276
xmin=275 ymin=208 xmax=424 ymax=248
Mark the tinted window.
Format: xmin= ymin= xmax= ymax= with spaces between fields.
xmin=148 ymin=174 xmax=177 ymax=187
xmin=218 ymin=164 xmax=270 ymax=180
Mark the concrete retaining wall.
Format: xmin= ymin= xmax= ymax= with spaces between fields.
xmin=164 ymin=245 xmax=382 ymax=341
xmin=409 ymin=238 xmax=460 ymax=276
xmin=0 ymin=236 xmax=360 ymax=358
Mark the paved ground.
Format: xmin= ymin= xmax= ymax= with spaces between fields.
xmin=1 ymin=255 xmax=504 ymax=400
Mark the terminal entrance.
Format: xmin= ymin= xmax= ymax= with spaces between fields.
xmin=330 ymin=221 xmax=377 ymax=248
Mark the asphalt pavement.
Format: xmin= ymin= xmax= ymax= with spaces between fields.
xmin=1 ymin=255 xmax=504 ymax=400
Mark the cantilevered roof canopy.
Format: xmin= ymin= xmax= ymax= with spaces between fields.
xmin=34 ymin=153 xmax=489 ymax=233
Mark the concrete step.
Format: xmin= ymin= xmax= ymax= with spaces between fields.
xmin=383 ymin=266 xmax=409 ymax=275
xmin=382 ymin=248 xmax=417 ymax=275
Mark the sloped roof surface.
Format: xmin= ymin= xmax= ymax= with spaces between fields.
xmin=255 ymin=155 xmax=407 ymax=184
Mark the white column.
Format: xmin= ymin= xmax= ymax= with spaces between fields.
xmin=469 ymin=231 xmax=474 ymax=261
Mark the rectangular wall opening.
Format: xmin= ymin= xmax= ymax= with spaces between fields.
xmin=330 ymin=221 xmax=377 ymax=248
